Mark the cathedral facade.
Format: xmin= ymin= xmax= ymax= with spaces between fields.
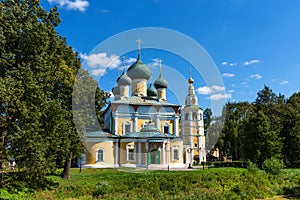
xmin=84 ymin=47 xmax=206 ymax=169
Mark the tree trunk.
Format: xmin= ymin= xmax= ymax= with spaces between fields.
xmin=62 ymin=152 xmax=72 ymax=179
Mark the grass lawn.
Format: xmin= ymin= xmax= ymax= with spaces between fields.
xmin=1 ymin=167 xmax=300 ymax=200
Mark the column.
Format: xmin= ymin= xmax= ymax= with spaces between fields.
xmin=138 ymin=142 xmax=142 ymax=166
xmin=146 ymin=142 xmax=149 ymax=169
xmin=167 ymin=141 xmax=171 ymax=168
xmin=114 ymin=113 xmax=118 ymax=135
xmin=115 ymin=140 xmax=119 ymax=167
xmin=162 ymin=142 xmax=165 ymax=165
xmin=155 ymin=113 xmax=160 ymax=129
xmin=133 ymin=112 xmax=138 ymax=132
xmin=174 ymin=116 xmax=179 ymax=136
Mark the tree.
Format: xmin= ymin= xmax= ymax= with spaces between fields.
xmin=203 ymin=108 xmax=212 ymax=135
xmin=0 ymin=0 xmax=108 ymax=185
xmin=282 ymin=92 xmax=300 ymax=167
xmin=242 ymin=111 xmax=282 ymax=167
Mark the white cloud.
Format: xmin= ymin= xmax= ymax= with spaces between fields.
xmin=229 ymin=62 xmax=237 ymax=67
xmin=231 ymin=84 xmax=236 ymax=87
xmin=48 ymin=0 xmax=89 ymax=12
xmin=196 ymin=86 xmax=212 ymax=95
xmin=223 ymin=73 xmax=235 ymax=78
xmin=126 ymin=57 xmax=137 ymax=64
xmin=221 ymin=61 xmax=228 ymax=65
xmin=208 ymin=93 xmax=232 ymax=100
xmin=250 ymin=74 xmax=262 ymax=79
xmin=196 ymin=85 xmax=225 ymax=95
xmin=243 ymin=59 xmax=260 ymax=66
xmin=241 ymin=82 xmax=248 ymax=85
xmin=80 ymin=52 xmax=121 ymax=76
xmin=280 ymin=80 xmax=288 ymax=85
xmin=228 ymin=90 xmax=235 ymax=93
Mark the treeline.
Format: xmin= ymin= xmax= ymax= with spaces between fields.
xmin=207 ymin=85 xmax=300 ymax=167
xmin=0 ymin=0 xmax=107 ymax=188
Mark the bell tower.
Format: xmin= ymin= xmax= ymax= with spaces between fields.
xmin=181 ymin=67 xmax=206 ymax=167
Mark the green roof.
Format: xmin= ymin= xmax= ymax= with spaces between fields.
xmin=154 ymin=74 xmax=168 ymax=89
xmin=127 ymin=56 xmax=152 ymax=80
xmin=113 ymin=96 xmax=179 ymax=106
xmin=147 ymin=83 xmax=158 ymax=97
xmin=117 ymin=70 xmax=132 ymax=85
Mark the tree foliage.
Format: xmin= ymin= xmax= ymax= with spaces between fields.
xmin=0 ymin=0 xmax=107 ymax=186
xmin=214 ymin=85 xmax=300 ymax=167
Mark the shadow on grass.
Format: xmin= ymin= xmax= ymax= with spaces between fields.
xmin=282 ymin=179 xmax=300 ymax=199
xmin=2 ymin=171 xmax=59 ymax=193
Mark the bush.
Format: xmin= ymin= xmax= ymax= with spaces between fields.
xmin=262 ymin=157 xmax=284 ymax=175
xmin=247 ymin=161 xmax=259 ymax=173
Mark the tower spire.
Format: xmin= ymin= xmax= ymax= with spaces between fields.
xmin=188 ymin=66 xmax=194 ymax=84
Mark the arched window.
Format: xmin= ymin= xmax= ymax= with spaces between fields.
xmin=199 ymin=113 xmax=203 ymax=120
xmin=96 ymin=149 xmax=104 ymax=162
xmin=123 ymin=121 xmax=132 ymax=134
xmin=185 ymin=113 xmax=189 ymax=120
xmin=192 ymin=112 xmax=197 ymax=120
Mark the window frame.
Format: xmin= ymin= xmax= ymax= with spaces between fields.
xmin=96 ymin=148 xmax=105 ymax=163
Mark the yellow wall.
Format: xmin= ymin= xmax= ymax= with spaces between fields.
xmin=170 ymin=140 xmax=184 ymax=164
xmin=120 ymin=142 xmax=137 ymax=165
xmin=85 ymin=142 xmax=114 ymax=165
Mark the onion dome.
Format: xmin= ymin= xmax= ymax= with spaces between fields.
xmin=147 ymin=83 xmax=157 ymax=97
xmin=154 ymin=74 xmax=168 ymax=89
xmin=117 ymin=70 xmax=132 ymax=85
xmin=112 ymin=85 xmax=120 ymax=95
xmin=188 ymin=77 xmax=194 ymax=84
xmin=127 ymin=55 xmax=152 ymax=80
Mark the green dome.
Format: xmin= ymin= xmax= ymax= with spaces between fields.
xmin=147 ymin=83 xmax=157 ymax=97
xmin=141 ymin=123 xmax=159 ymax=132
xmin=117 ymin=70 xmax=132 ymax=85
xmin=127 ymin=56 xmax=152 ymax=80
xmin=154 ymin=74 xmax=168 ymax=89
xmin=112 ymin=85 xmax=120 ymax=95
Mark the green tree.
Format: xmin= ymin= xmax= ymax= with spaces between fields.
xmin=203 ymin=108 xmax=212 ymax=135
xmin=242 ymin=111 xmax=282 ymax=166
xmin=282 ymin=92 xmax=300 ymax=167
xmin=0 ymin=0 xmax=107 ymax=185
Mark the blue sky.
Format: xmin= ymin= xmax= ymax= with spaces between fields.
xmin=41 ymin=0 xmax=300 ymax=115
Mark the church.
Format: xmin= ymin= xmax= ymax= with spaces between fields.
xmin=83 ymin=43 xmax=206 ymax=169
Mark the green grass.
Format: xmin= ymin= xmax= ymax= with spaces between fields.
xmin=1 ymin=167 xmax=300 ymax=200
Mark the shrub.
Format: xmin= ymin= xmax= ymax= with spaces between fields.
xmin=262 ymin=157 xmax=284 ymax=175
xmin=247 ymin=161 xmax=259 ymax=173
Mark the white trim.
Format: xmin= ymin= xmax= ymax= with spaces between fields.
xmin=126 ymin=143 xmax=136 ymax=161
xmin=123 ymin=121 xmax=132 ymax=134
xmin=172 ymin=145 xmax=180 ymax=161
xmin=96 ymin=148 xmax=105 ymax=163
xmin=162 ymin=121 xmax=170 ymax=134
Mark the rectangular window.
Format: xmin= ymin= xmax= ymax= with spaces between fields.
xmin=128 ymin=149 xmax=134 ymax=161
xmin=194 ymin=143 xmax=198 ymax=148
xmin=173 ymin=149 xmax=179 ymax=160
xmin=163 ymin=126 xmax=169 ymax=134
xmin=125 ymin=124 xmax=131 ymax=133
